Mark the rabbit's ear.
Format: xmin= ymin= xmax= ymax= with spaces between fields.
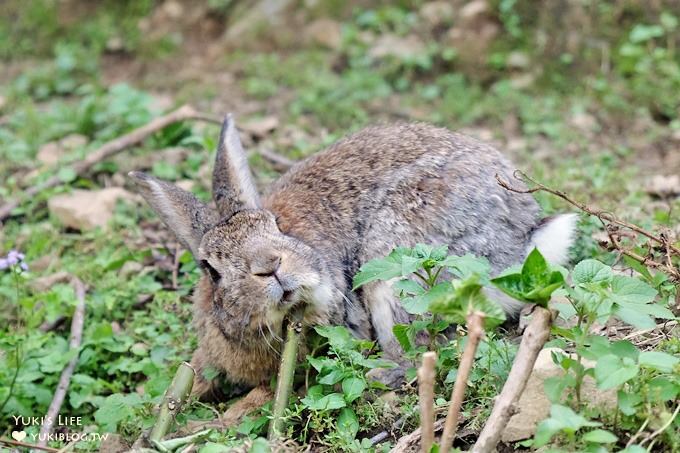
xmin=213 ymin=114 xmax=261 ymax=218
xmin=128 ymin=171 xmax=217 ymax=256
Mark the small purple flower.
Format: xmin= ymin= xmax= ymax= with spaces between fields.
xmin=0 ymin=249 xmax=28 ymax=272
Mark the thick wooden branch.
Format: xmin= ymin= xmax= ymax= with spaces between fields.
xmin=440 ymin=312 xmax=485 ymax=451
xmin=268 ymin=315 xmax=302 ymax=440
xmin=471 ymin=307 xmax=553 ymax=453
xmin=148 ymin=362 xmax=195 ymax=446
xmin=417 ymin=351 xmax=437 ymax=453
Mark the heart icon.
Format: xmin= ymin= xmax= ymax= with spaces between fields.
xmin=11 ymin=430 xmax=27 ymax=442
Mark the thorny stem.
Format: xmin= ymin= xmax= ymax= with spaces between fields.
xmin=440 ymin=312 xmax=485 ymax=451
xmin=148 ymin=362 xmax=195 ymax=444
xmin=496 ymin=171 xmax=680 ymax=281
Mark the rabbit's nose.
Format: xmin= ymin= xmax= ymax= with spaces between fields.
xmin=251 ymin=253 xmax=281 ymax=277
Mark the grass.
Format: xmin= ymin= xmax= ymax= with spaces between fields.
xmin=0 ymin=1 xmax=679 ymax=452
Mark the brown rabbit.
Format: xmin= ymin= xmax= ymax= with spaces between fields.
xmin=129 ymin=116 xmax=576 ymax=397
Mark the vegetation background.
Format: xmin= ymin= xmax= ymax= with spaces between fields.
xmin=0 ymin=0 xmax=679 ymax=452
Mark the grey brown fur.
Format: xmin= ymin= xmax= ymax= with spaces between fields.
xmin=129 ymin=119 xmax=573 ymax=396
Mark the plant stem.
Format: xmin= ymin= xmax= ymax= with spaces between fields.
xmin=268 ymin=311 xmax=303 ymax=440
xmin=418 ymin=351 xmax=437 ymax=453
xmin=440 ymin=312 xmax=485 ymax=451
xmin=148 ymin=362 xmax=195 ymax=444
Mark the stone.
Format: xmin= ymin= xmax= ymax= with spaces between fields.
xmin=420 ymin=1 xmax=455 ymax=28
xmin=37 ymin=134 xmax=88 ymax=165
xmin=369 ymin=34 xmax=426 ymax=60
xmin=240 ymin=116 xmax=280 ymax=138
xmin=646 ymin=174 xmax=680 ymax=198
xmin=502 ymin=348 xmax=617 ymax=442
xmin=305 ymin=18 xmax=342 ymax=50
xmin=48 ymin=188 xmax=135 ymax=231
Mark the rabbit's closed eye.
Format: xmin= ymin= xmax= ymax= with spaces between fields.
xmin=200 ymin=260 xmax=221 ymax=283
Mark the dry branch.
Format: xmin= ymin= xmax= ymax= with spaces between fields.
xmin=471 ymin=306 xmax=554 ymax=453
xmin=496 ymin=171 xmax=680 ymax=281
xmin=0 ymin=438 xmax=59 ymax=452
xmin=439 ymin=312 xmax=485 ymax=452
xmin=258 ymin=148 xmax=295 ymax=172
xmin=417 ymin=351 xmax=437 ymax=453
xmin=0 ymin=105 xmax=220 ymax=221
xmin=35 ymin=278 xmax=87 ymax=451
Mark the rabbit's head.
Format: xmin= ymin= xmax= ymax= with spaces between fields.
xmin=129 ymin=116 xmax=332 ymax=341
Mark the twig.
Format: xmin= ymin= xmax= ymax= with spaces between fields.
xmin=258 ymin=148 xmax=295 ymax=172
xmin=639 ymin=403 xmax=680 ymax=447
xmin=35 ymin=278 xmax=87 ymax=451
xmin=496 ymin=171 xmax=680 ymax=281
xmin=0 ymin=438 xmax=59 ymax=452
xmin=622 ymin=321 xmax=678 ymax=341
xmin=417 ymin=352 xmax=437 ymax=453
xmin=440 ymin=312 xmax=485 ymax=452
xmin=268 ymin=311 xmax=303 ymax=440
xmin=148 ymin=362 xmax=196 ymax=446
xmin=471 ymin=307 xmax=554 ymax=453
xmin=0 ymin=105 xmax=221 ymax=221
xmin=390 ymin=419 xmax=446 ymax=453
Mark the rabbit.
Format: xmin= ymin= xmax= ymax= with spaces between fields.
xmin=128 ymin=115 xmax=577 ymax=397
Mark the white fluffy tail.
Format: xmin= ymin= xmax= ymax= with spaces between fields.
xmin=528 ymin=213 xmax=578 ymax=265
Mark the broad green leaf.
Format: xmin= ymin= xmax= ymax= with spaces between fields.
xmin=549 ymin=404 xmax=601 ymax=431
xmin=430 ymin=274 xmax=505 ymax=329
xmin=402 ymin=282 xmax=451 ymax=315
xmin=648 ymin=376 xmax=680 ymax=402
xmin=533 ymin=417 xmax=565 ymax=447
xmin=617 ymin=390 xmax=642 ymax=416
xmin=353 ymin=248 xmax=408 ymax=289
xmin=613 ymin=306 xmax=656 ymax=329
xmin=441 ymin=254 xmax=491 ymax=281
xmin=572 ymin=260 xmax=613 ymax=284
xmin=491 ymin=248 xmax=564 ymax=306
xmin=639 ymin=351 xmax=680 ymax=372
xmin=402 ymin=255 xmax=425 ymax=277
xmin=392 ymin=324 xmax=413 ymax=352
xmin=594 ymin=354 xmax=639 ymax=389
xmin=341 ymin=377 xmax=366 ymax=403
xmin=337 ymin=407 xmax=360 ymax=440
xmin=522 ymin=247 xmax=551 ymax=287
xmin=610 ymin=275 xmax=657 ymax=304
xmin=314 ymin=326 xmax=355 ymax=350
xmin=582 ymin=429 xmax=617 ymax=444
xmin=393 ymin=279 xmax=425 ymax=296
xmin=248 ymin=438 xmax=271 ymax=453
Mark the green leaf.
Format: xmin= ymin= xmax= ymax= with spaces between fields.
xmin=613 ymin=306 xmax=656 ymax=329
xmin=337 ymin=407 xmax=360 ymax=440
xmin=352 ymin=248 xmax=408 ymax=289
xmin=610 ymin=275 xmax=657 ymax=304
xmin=393 ymin=324 xmax=413 ymax=352
xmin=248 ymin=437 xmax=271 ymax=453
xmin=57 ymin=166 xmax=77 ymax=183
xmin=618 ymin=390 xmax=642 ymax=416
xmin=582 ymin=429 xmax=617 ymax=444
xmin=572 ymin=260 xmax=613 ymax=284
xmin=491 ymin=248 xmax=564 ymax=306
xmin=402 ymin=282 xmax=451 ymax=315
xmin=594 ymin=354 xmax=639 ymax=389
xmin=441 ymin=254 xmax=491 ymax=281
xmin=393 ymin=279 xmax=425 ymax=296
xmin=639 ymin=351 xmax=680 ymax=372
xmin=430 ymin=274 xmax=505 ymax=329
xmin=341 ymin=377 xmax=366 ymax=403
xmin=301 ymin=387 xmax=346 ymax=411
